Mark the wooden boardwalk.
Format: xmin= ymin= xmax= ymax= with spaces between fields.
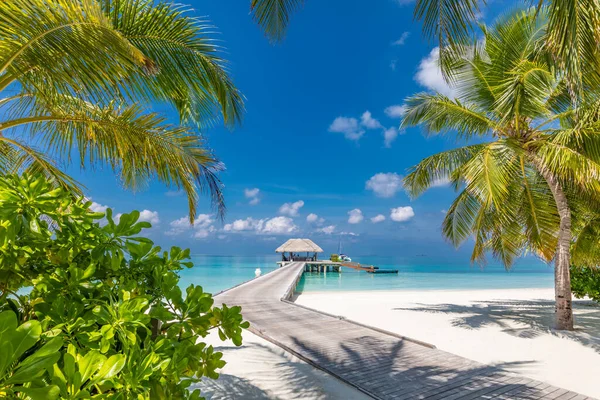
xmin=216 ymin=262 xmax=592 ymax=400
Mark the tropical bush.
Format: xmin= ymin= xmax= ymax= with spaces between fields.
xmin=571 ymin=266 xmax=600 ymax=303
xmin=0 ymin=174 xmax=248 ymax=399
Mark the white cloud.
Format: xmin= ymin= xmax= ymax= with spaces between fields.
xmin=365 ymin=173 xmax=404 ymax=198
xmin=340 ymin=231 xmax=359 ymax=236
xmin=90 ymin=201 xmax=108 ymax=213
xmin=262 ymin=216 xmax=297 ymax=234
xmin=167 ymin=214 xmax=213 ymax=236
xmin=318 ymin=225 xmax=336 ymax=235
xmin=430 ymin=177 xmax=451 ymax=187
xmin=138 ymin=210 xmax=160 ymax=225
xmin=390 ymin=60 xmax=397 ymax=71
xmin=383 ymin=127 xmax=399 ymax=148
xmin=360 ymin=111 xmax=382 ymax=129
xmin=223 ymin=216 xmax=297 ymax=235
xmin=415 ymin=47 xmax=455 ymax=97
xmin=390 ymin=206 xmax=415 ymax=222
xmin=279 ymin=200 xmax=304 ymax=217
xmin=244 ymin=188 xmax=261 ymax=205
xmin=328 ymin=116 xmax=365 ymax=141
xmin=384 ymin=104 xmax=407 ymax=118
xmin=224 ymin=217 xmax=263 ymax=232
xmin=194 ymin=226 xmax=215 ymax=239
xmin=392 ymin=32 xmax=410 ymax=46
xmin=165 ymin=190 xmax=183 ymax=197
xmin=371 ymin=214 xmax=386 ymax=223
xmin=348 ymin=209 xmax=364 ymax=224
xmin=306 ymin=213 xmax=318 ymax=223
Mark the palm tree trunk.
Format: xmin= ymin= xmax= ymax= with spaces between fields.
xmin=538 ymin=167 xmax=574 ymax=330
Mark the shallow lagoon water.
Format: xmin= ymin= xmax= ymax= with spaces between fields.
xmin=179 ymin=255 xmax=554 ymax=294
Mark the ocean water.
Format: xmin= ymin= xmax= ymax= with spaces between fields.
xmin=178 ymin=255 xmax=554 ymax=294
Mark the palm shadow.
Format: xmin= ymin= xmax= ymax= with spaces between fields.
xmin=288 ymin=334 xmax=553 ymax=399
xmin=196 ymin=342 xmax=368 ymax=400
xmin=393 ymin=298 xmax=600 ymax=353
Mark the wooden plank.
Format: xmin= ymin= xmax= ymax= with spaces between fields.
xmin=215 ymin=262 xmax=592 ymax=400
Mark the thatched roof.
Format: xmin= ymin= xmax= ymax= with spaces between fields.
xmin=275 ymin=239 xmax=323 ymax=253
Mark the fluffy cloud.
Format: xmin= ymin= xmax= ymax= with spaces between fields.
xmin=318 ymin=225 xmax=336 ymax=235
xmin=194 ymin=226 xmax=215 ymax=239
xmin=430 ymin=177 xmax=451 ymax=187
xmin=360 ymin=111 xmax=382 ymax=129
xmin=279 ymin=200 xmax=304 ymax=217
xmin=415 ymin=47 xmax=455 ymax=97
xmin=384 ymin=104 xmax=407 ymax=118
xmin=371 ymin=214 xmax=386 ymax=223
xmin=383 ymin=127 xmax=399 ymax=148
xmin=167 ymin=214 xmax=214 ymax=236
xmin=224 ymin=217 xmax=263 ymax=232
xmin=306 ymin=213 xmax=324 ymax=225
xmin=347 ymin=209 xmax=364 ymax=224
xmin=138 ymin=210 xmax=160 ymax=225
xmin=223 ymin=216 xmax=297 ymax=235
xmin=244 ymin=188 xmax=260 ymax=205
xmin=262 ymin=217 xmax=297 ymax=234
xmin=329 ymin=111 xmax=383 ymax=141
xmin=90 ymin=201 xmax=108 ymax=213
xmin=365 ymin=173 xmax=404 ymax=198
xmin=392 ymin=31 xmax=410 ymax=46
xmin=328 ymin=117 xmax=364 ymax=141
xmin=390 ymin=206 xmax=415 ymax=222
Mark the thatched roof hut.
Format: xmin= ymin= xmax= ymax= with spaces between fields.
xmin=276 ymin=238 xmax=323 ymax=253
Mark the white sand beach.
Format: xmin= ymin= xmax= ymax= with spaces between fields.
xmin=196 ymin=330 xmax=371 ymax=399
xmin=295 ymin=288 xmax=600 ymax=398
xmin=196 ymin=287 xmax=599 ymax=399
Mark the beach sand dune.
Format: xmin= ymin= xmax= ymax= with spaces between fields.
xmin=296 ymin=288 xmax=600 ymax=398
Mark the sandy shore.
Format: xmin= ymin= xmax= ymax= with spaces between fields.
xmin=194 ymin=330 xmax=370 ymax=399
xmin=295 ymin=288 xmax=600 ymax=398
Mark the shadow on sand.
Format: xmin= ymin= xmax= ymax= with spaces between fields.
xmin=393 ymin=298 xmax=600 ymax=354
xmin=285 ymin=334 xmax=557 ymax=399
xmin=193 ymin=342 xmax=368 ymax=400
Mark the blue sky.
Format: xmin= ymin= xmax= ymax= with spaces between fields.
xmin=76 ymin=0 xmax=521 ymax=259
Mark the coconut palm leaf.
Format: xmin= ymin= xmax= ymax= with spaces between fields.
xmin=0 ymin=0 xmax=244 ymax=221
xmin=101 ymin=0 xmax=244 ymax=127
xmin=250 ymin=0 xmax=304 ymax=42
xmin=401 ymin=93 xmax=498 ymax=138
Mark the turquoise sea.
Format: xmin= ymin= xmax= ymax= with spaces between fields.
xmin=179 ymin=255 xmax=554 ymax=294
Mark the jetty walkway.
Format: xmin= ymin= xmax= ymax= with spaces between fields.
xmin=216 ymin=262 xmax=591 ymax=400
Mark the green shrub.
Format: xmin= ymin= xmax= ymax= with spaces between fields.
xmin=571 ymin=265 xmax=600 ymax=302
xmin=0 ymin=174 xmax=248 ymax=399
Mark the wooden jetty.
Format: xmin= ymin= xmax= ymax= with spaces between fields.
xmin=216 ymin=261 xmax=593 ymax=400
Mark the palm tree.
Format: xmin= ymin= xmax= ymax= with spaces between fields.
xmin=0 ymin=0 xmax=245 ymax=221
xmin=400 ymin=10 xmax=600 ymax=331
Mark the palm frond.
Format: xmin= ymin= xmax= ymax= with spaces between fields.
xmin=404 ymin=143 xmax=486 ymax=198
xmin=401 ymin=93 xmax=498 ymax=138
xmin=545 ymin=0 xmax=600 ymax=100
xmin=1 ymin=96 xmax=225 ymax=220
xmin=102 ymin=0 xmax=244 ymax=127
xmin=250 ymin=0 xmax=304 ymax=42
xmin=413 ymin=0 xmax=482 ymax=78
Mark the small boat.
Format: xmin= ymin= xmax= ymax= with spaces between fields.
xmin=338 ymin=239 xmax=351 ymax=262
xmin=255 ymin=268 xmax=262 ymax=277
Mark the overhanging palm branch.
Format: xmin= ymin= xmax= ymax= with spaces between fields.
xmin=0 ymin=0 xmax=244 ymax=221
xmin=249 ymin=0 xmax=304 ymax=42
